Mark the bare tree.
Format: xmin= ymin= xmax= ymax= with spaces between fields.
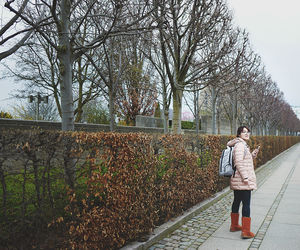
xmin=144 ymin=32 xmax=172 ymax=133
xmin=219 ymin=38 xmax=262 ymax=134
xmin=0 ymin=0 xmax=33 ymax=61
xmin=84 ymin=36 xmax=126 ymax=131
xmin=3 ymin=30 xmax=103 ymax=122
xmin=12 ymin=97 xmax=59 ymax=121
xmin=5 ymin=0 xmax=156 ymax=131
xmin=3 ymin=33 xmax=62 ymax=113
xmin=116 ymin=38 xmax=158 ymax=125
xmin=183 ymin=84 xmax=202 ymax=134
xmin=154 ymin=0 xmax=237 ymax=133
xmin=242 ymin=72 xmax=281 ymax=135
xmin=194 ymin=26 xmax=248 ymax=134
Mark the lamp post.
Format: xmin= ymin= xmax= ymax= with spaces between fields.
xmin=28 ymin=93 xmax=48 ymax=120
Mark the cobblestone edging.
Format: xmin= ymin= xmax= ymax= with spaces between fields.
xmin=248 ymin=156 xmax=296 ymax=250
xmin=148 ymin=150 xmax=291 ymax=250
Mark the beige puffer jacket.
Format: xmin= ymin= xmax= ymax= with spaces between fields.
xmin=227 ymin=138 xmax=257 ymax=190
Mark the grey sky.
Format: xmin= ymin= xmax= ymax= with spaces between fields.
xmin=1 ymin=0 xmax=300 ymax=110
xmin=227 ymin=0 xmax=300 ymax=107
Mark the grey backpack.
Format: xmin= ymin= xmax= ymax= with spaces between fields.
xmin=219 ymin=143 xmax=247 ymax=177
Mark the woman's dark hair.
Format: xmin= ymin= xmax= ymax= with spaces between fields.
xmin=237 ymin=126 xmax=251 ymax=137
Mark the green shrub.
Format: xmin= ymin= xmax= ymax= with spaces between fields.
xmin=0 ymin=111 xmax=13 ymax=119
xmin=181 ymin=120 xmax=201 ymax=130
xmin=181 ymin=120 xmax=194 ymax=129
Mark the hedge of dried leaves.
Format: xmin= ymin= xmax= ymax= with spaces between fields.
xmin=0 ymin=128 xmax=299 ymax=249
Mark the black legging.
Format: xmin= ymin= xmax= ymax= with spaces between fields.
xmin=232 ymin=190 xmax=251 ymax=217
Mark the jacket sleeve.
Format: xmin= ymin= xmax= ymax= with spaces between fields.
xmin=234 ymin=143 xmax=248 ymax=180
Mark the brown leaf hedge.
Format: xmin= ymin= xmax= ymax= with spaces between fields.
xmin=0 ymin=128 xmax=299 ymax=249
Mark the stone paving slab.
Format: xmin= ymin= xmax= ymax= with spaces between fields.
xmin=121 ymin=143 xmax=300 ymax=250
xmin=258 ymin=150 xmax=300 ymax=250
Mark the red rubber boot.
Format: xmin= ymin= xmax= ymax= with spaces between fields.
xmin=241 ymin=217 xmax=255 ymax=239
xmin=230 ymin=213 xmax=242 ymax=232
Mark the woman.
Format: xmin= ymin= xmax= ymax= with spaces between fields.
xmin=227 ymin=126 xmax=259 ymax=239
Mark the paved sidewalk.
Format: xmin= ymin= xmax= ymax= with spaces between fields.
xmin=122 ymin=143 xmax=300 ymax=250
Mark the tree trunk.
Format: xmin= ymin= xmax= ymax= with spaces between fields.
xmin=58 ymin=0 xmax=74 ymax=131
xmin=162 ymin=79 xmax=169 ymax=134
xmin=211 ymin=87 xmax=217 ymax=135
xmin=75 ymin=59 xmax=84 ymax=122
xmin=232 ymin=92 xmax=238 ymax=134
xmin=194 ymin=89 xmax=200 ymax=135
xmin=256 ymin=123 xmax=261 ymax=135
xmin=162 ymin=97 xmax=169 ymax=134
xmin=172 ymin=89 xmax=183 ymax=134
xmin=58 ymin=0 xmax=75 ymax=188
xmin=163 ymin=109 xmax=169 ymax=134
xmin=75 ymin=82 xmax=83 ymax=122
xmin=109 ymin=86 xmax=116 ymax=131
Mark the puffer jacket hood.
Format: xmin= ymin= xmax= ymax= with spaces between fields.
xmin=227 ymin=137 xmax=246 ymax=147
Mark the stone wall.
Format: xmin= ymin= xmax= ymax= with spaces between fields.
xmin=0 ymin=117 xmax=231 ymax=135
xmin=0 ymin=118 xmax=165 ymax=133
xmin=200 ymin=115 xmax=232 ymax=135
xmin=135 ymin=115 xmax=164 ymax=128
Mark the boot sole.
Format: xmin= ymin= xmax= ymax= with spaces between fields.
xmin=241 ymin=235 xmax=255 ymax=239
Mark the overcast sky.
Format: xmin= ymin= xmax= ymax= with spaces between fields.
xmin=1 ymin=0 xmax=300 ymax=111
xmin=227 ymin=0 xmax=300 ymax=107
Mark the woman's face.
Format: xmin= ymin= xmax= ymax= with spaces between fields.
xmin=240 ymin=128 xmax=250 ymax=141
